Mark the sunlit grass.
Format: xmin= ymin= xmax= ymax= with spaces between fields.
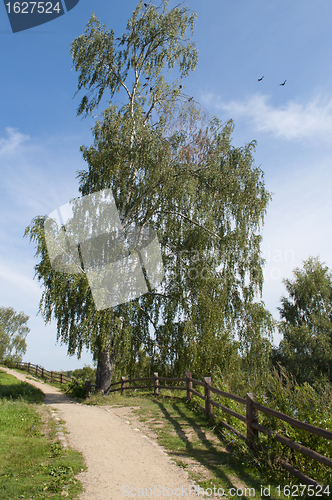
xmin=0 ymin=371 xmax=85 ymax=499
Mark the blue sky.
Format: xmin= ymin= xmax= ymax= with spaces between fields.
xmin=1 ymin=0 xmax=332 ymax=370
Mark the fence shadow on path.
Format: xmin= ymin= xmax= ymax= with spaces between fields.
xmin=154 ymin=399 xmax=262 ymax=494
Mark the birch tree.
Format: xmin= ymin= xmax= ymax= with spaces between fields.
xmin=25 ymin=1 xmax=272 ymax=391
xmin=0 ymin=307 xmax=29 ymax=362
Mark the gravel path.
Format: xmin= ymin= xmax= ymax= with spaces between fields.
xmin=1 ymin=367 xmax=200 ymax=500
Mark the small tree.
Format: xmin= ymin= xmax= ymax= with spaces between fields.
xmin=274 ymin=256 xmax=332 ymax=384
xmin=0 ymin=307 xmax=29 ymax=362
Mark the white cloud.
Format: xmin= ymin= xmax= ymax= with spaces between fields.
xmin=0 ymin=127 xmax=30 ymax=154
xmin=203 ymin=93 xmax=332 ymax=143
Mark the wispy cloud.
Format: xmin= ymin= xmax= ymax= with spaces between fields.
xmin=0 ymin=127 xmax=82 ymax=216
xmin=203 ymin=93 xmax=332 ymax=143
xmin=0 ymin=127 xmax=30 ymax=154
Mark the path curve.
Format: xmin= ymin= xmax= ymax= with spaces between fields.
xmin=1 ymin=367 xmax=199 ymax=500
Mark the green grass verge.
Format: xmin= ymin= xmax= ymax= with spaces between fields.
xmin=0 ymin=371 xmax=85 ymax=499
xmin=1 ymin=364 xmax=67 ymax=387
xmin=1 ymin=365 xmax=87 ymax=401
xmin=85 ymin=390 xmax=294 ymax=499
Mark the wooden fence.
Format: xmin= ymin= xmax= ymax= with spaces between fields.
xmin=87 ymin=371 xmax=332 ymax=488
xmin=3 ymin=361 xmax=331 ymax=487
xmin=3 ymin=360 xmax=73 ymax=385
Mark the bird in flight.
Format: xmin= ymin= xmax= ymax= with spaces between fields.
xmin=280 ymin=80 xmax=287 ymax=86
xmin=258 ymin=76 xmax=264 ymax=81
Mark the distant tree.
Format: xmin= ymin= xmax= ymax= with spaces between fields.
xmin=0 ymin=307 xmax=29 ymax=362
xmin=25 ymin=0 xmax=271 ymax=391
xmin=71 ymin=365 xmax=96 ymax=384
xmin=274 ymin=256 xmax=332 ymax=384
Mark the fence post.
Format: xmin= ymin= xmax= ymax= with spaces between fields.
xmin=186 ymin=372 xmax=192 ymax=401
xmin=36 ymin=365 xmax=38 ymax=375
xmin=121 ymin=376 xmax=126 ymax=396
xmin=154 ymin=372 xmax=159 ymax=396
xmin=28 ymin=362 xmax=30 ymax=373
xmin=16 ymin=361 xmax=19 ymax=369
xmin=85 ymin=380 xmax=92 ymax=398
xmin=204 ymin=377 xmax=213 ymax=417
xmin=51 ymin=371 xmax=54 ymax=382
xmin=246 ymin=393 xmax=259 ymax=450
xmin=42 ymin=367 xmax=44 ymax=378
xmin=60 ymin=373 xmax=63 ymax=384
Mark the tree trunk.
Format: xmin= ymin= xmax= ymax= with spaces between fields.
xmin=96 ymin=318 xmax=123 ymax=394
xmin=95 ymin=348 xmax=115 ymax=395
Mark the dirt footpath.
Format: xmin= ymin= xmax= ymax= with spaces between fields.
xmin=1 ymin=367 xmax=200 ymax=500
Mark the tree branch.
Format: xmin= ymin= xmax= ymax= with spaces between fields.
xmin=155 ymin=210 xmax=221 ymax=240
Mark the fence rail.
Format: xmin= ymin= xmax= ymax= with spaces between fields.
xmin=2 ymin=361 xmax=330 ymax=487
xmin=2 ymin=360 xmax=75 ymax=385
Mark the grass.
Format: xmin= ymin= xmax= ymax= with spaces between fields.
xmin=2 ymin=364 xmax=67 ymax=388
xmin=85 ymin=389 xmax=293 ymax=499
xmin=2 ymin=365 xmax=87 ymax=401
xmin=0 ymin=370 xmax=85 ymax=500
xmin=0 ymin=373 xmax=45 ymax=403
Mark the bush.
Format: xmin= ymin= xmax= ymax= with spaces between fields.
xmin=70 ymin=365 xmax=96 ymax=384
xmin=215 ymin=366 xmax=332 ymax=486
xmin=64 ymin=379 xmax=87 ymax=399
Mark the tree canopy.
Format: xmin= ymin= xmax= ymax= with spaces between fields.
xmin=0 ymin=306 xmax=29 ymax=362
xmin=274 ymin=256 xmax=332 ymax=384
xmin=25 ymin=1 xmax=272 ymax=391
